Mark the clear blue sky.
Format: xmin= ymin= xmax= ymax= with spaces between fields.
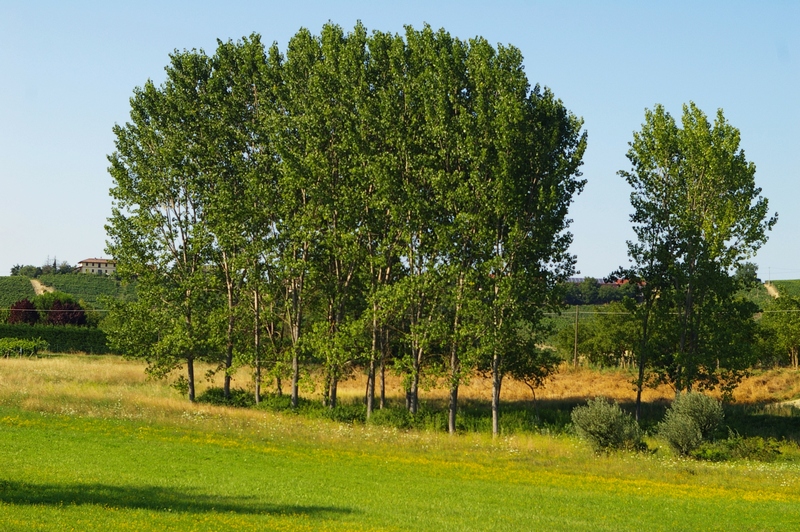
xmin=1 ymin=1 xmax=798 ymax=279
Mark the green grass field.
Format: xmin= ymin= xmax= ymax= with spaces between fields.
xmin=1 ymin=356 xmax=800 ymax=530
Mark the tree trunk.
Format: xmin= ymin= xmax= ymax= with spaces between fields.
xmin=448 ymin=275 xmax=464 ymax=435
xmin=635 ymin=298 xmax=652 ymax=422
xmin=380 ymin=359 xmax=386 ymax=409
xmin=367 ymin=357 xmax=376 ymax=419
xmin=187 ymin=356 xmax=196 ymax=402
xmin=491 ymin=352 xmax=502 ymax=436
xmin=253 ymin=286 xmax=261 ymax=404
xmin=410 ymin=347 xmax=421 ymax=414
xmin=329 ymin=373 xmax=338 ymax=409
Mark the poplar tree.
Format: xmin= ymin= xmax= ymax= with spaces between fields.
xmin=621 ymin=103 xmax=775 ymax=403
xmin=107 ymin=50 xmax=218 ymax=401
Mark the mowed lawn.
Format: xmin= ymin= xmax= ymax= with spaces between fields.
xmin=1 ymin=356 xmax=799 ymax=531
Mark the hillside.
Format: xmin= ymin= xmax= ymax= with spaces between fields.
xmin=35 ymin=274 xmax=136 ymax=309
xmin=0 ymin=277 xmax=36 ymax=307
xmin=770 ymin=279 xmax=800 ymax=298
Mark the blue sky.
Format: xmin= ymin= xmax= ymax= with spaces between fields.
xmin=1 ymin=1 xmax=798 ymax=279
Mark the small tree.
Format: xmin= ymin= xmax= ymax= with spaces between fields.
xmin=571 ymin=397 xmax=642 ymax=453
xmin=658 ymin=392 xmax=723 ymax=455
xmin=8 ymin=299 xmax=39 ymax=325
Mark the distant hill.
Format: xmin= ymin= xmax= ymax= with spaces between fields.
xmin=0 ymin=277 xmax=36 ymax=307
xmin=36 ymin=274 xmax=136 ymax=309
xmin=770 ymin=280 xmax=800 ymax=298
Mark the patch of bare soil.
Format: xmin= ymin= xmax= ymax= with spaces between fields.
xmin=29 ymin=278 xmax=55 ymax=296
xmin=765 ymin=282 xmax=780 ymax=298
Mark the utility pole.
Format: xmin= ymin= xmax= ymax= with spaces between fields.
xmin=573 ymin=304 xmax=579 ymax=368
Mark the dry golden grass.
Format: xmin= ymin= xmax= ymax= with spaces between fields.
xmin=3 ymin=355 xmax=800 ymax=431
xmin=333 ymin=364 xmax=800 ymax=405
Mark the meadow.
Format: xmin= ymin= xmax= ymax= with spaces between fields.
xmin=1 ymin=355 xmax=800 ymax=531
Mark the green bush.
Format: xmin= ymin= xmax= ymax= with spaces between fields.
xmin=0 ymin=324 xmax=108 ymax=353
xmin=691 ymin=432 xmax=781 ymax=462
xmin=658 ymin=393 xmax=723 ymax=455
xmin=196 ymin=387 xmax=257 ymax=408
xmin=657 ymin=412 xmax=704 ymax=455
xmin=571 ymin=397 xmax=642 ymax=453
xmin=0 ymin=337 xmax=49 ymax=357
xmin=671 ymin=392 xmax=724 ymax=439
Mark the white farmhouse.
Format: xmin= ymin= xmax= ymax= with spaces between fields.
xmin=77 ymin=258 xmax=116 ymax=275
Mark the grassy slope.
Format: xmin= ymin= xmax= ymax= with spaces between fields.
xmin=1 ymin=356 xmax=800 ymax=531
xmin=37 ymin=274 xmax=136 ymax=308
xmin=0 ymin=277 xmax=35 ymax=307
xmin=771 ymin=280 xmax=800 ymax=298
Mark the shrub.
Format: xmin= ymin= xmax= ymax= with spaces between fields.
xmin=8 ymin=299 xmax=39 ymax=325
xmin=657 ymin=412 xmax=703 ymax=455
xmin=0 ymin=337 xmax=49 ymax=358
xmin=658 ymin=392 xmax=723 ymax=455
xmin=0 ymin=324 xmax=108 ymax=353
xmin=196 ymin=387 xmax=256 ymax=408
xmin=571 ymin=397 xmax=642 ymax=452
xmin=691 ymin=432 xmax=781 ymax=462
xmin=670 ymin=392 xmax=724 ymax=439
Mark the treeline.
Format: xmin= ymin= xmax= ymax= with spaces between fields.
xmin=103 ymin=23 xmax=587 ymax=435
xmin=10 ymin=259 xmax=75 ymax=278
xmin=560 ymin=277 xmax=638 ymax=306
xmin=552 ymin=282 xmax=799 ymax=374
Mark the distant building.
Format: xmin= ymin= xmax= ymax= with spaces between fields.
xmin=77 ymin=258 xmax=116 ymax=275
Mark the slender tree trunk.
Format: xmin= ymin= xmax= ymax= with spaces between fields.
xmin=448 ymin=273 xmax=464 ymax=435
xmin=635 ymin=297 xmax=653 ymax=422
xmin=410 ymin=347 xmax=422 ymax=414
xmin=329 ymin=374 xmax=338 ymax=409
xmin=366 ymin=300 xmax=378 ymax=419
xmin=187 ymin=356 xmax=196 ymax=402
xmin=380 ymin=356 xmax=386 ymax=409
xmin=367 ymin=357 xmax=376 ymax=418
xmin=253 ymin=286 xmax=261 ymax=404
xmin=491 ymin=352 xmax=502 ymax=436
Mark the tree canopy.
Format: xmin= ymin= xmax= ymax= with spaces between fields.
xmin=105 ymin=23 xmax=586 ymax=434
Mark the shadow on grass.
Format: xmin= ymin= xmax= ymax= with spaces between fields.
xmin=0 ymin=479 xmax=355 ymax=517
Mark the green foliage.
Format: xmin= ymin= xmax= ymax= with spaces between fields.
xmin=620 ymin=103 xmax=775 ymax=399
xmin=657 ymin=412 xmax=704 ymax=455
xmin=658 ymin=392 xmax=723 ymax=455
xmin=570 ymin=397 xmax=642 ymax=452
xmin=0 ymin=337 xmax=48 ymax=357
xmin=670 ymin=392 xmax=724 ymax=439
xmin=0 ymin=277 xmax=36 ymax=308
xmin=196 ymin=387 xmax=256 ymax=408
xmin=0 ymin=324 xmax=107 ymax=353
xmin=691 ymin=432 xmax=781 ymax=462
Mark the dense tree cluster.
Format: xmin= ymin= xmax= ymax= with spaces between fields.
xmin=103 ymin=23 xmax=587 ymax=434
xmin=10 ymin=259 xmax=75 ymax=277
xmin=6 ymin=293 xmax=87 ymax=327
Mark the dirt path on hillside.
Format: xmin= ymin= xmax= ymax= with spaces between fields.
xmin=30 ymin=279 xmax=55 ymax=296
xmin=765 ymin=282 xmax=780 ymax=299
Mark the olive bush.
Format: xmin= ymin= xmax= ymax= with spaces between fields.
xmin=658 ymin=392 xmax=723 ymax=455
xmin=571 ymin=397 xmax=642 ymax=453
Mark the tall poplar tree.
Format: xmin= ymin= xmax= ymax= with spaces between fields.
xmin=107 ymin=49 xmax=218 ymax=401
xmin=621 ymin=103 xmax=776 ymax=401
